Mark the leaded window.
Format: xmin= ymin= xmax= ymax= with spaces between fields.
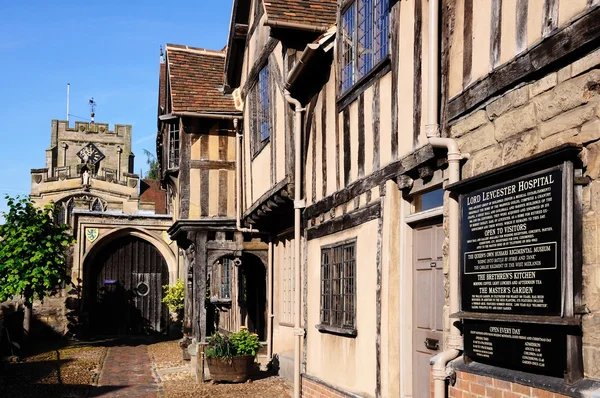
xmin=220 ymin=258 xmax=232 ymax=299
xmin=320 ymin=240 xmax=356 ymax=330
xmin=251 ymin=66 xmax=270 ymax=155
xmin=341 ymin=0 xmax=390 ymax=92
xmin=258 ymin=67 xmax=270 ymax=142
xmin=168 ymin=122 xmax=180 ymax=169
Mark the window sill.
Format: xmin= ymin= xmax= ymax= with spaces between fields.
xmin=316 ymin=324 xmax=357 ymax=337
xmin=337 ymin=57 xmax=391 ymax=111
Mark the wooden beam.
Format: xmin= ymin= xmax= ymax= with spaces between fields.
xmin=491 ymin=0 xmax=503 ymax=68
xmin=190 ymin=160 xmax=235 ymax=170
xmin=304 ymin=145 xmax=435 ymax=219
xmin=358 ymin=93 xmax=365 ymax=178
xmin=233 ymin=23 xmax=248 ymax=40
xmin=463 ymin=0 xmax=473 ymax=88
xmin=516 ymin=0 xmax=528 ymax=53
xmin=543 ymin=0 xmax=559 ymax=37
xmin=343 ymin=108 xmax=351 ymax=186
xmin=261 ymin=204 xmax=272 ymax=213
xmin=390 ymin=0 xmax=400 ymax=160
xmin=373 ymin=81 xmax=381 ymax=171
xmin=413 ymin=0 xmax=423 ymax=147
xmin=307 ymin=201 xmax=381 ymax=240
xmin=321 ymin=86 xmax=328 ymax=198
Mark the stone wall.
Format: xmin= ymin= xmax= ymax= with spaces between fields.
xmin=449 ymin=49 xmax=600 ymax=380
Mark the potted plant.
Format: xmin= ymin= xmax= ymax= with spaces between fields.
xmin=205 ymin=326 xmax=262 ymax=382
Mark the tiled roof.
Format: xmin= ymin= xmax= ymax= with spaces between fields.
xmin=165 ymin=44 xmax=238 ymax=114
xmin=263 ymin=0 xmax=337 ymax=30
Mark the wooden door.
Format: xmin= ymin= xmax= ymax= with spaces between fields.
xmin=412 ymin=223 xmax=444 ymax=398
xmin=88 ymin=236 xmax=168 ymax=335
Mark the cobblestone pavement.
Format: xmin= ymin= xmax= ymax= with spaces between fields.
xmin=94 ymin=344 xmax=160 ymax=397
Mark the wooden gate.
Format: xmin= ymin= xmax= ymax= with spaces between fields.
xmin=87 ymin=235 xmax=169 ymax=335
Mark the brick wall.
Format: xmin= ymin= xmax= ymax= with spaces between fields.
xmin=301 ymin=375 xmax=358 ymax=398
xmin=450 ymin=371 xmax=569 ymax=398
xmin=140 ymin=179 xmax=167 ymax=214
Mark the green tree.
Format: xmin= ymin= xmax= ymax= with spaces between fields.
xmin=0 ymin=195 xmax=75 ymax=337
xmin=143 ymin=149 xmax=159 ymax=180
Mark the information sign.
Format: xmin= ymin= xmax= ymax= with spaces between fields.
xmin=464 ymin=320 xmax=566 ymax=378
xmin=460 ymin=168 xmax=563 ymax=316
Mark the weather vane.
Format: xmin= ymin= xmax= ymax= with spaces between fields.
xmin=89 ymin=98 xmax=96 ymax=124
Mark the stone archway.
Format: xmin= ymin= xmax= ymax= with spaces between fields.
xmin=83 ymin=234 xmax=170 ymax=335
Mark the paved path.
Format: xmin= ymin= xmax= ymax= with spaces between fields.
xmin=94 ymin=344 xmax=160 ymax=397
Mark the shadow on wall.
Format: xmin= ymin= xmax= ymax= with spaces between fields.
xmin=0 ymin=301 xmax=67 ymax=359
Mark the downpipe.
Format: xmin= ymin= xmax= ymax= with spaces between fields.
xmin=284 ymin=90 xmax=305 ymax=398
xmin=426 ymin=0 xmax=465 ymax=395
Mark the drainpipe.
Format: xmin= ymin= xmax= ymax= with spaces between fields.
xmin=234 ymin=118 xmax=256 ymax=234
xmin=284 ymin=90 xmax=305 ymax=398
xmin=425 ymin=0 xmax=465 ymax=396
xmin=267 ymin=239 xmax=274 ymax=358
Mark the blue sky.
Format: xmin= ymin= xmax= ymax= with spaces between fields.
xmin=0 ymin=1 xmax=232 ymax=220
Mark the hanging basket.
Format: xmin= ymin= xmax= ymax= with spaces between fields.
xmin=206 ymin=355 xmax=255 ymax=382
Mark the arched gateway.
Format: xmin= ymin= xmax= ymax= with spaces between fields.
xmin=84 ymin=235 xmax=170 ymax=335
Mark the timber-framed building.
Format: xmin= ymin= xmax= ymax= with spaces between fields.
xmin=157 ymin=0 xmax=600 ymax=397
xmin=156 ymin=44 xmax=269 ymax=346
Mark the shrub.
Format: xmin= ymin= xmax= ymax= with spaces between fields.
xmin=205 ymin=326 xmax=262 ymax=359
xmin=162 ymin=279 xmax=184 ymax=313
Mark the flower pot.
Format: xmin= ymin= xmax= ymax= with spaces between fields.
xmin=206 ymin=355 xmax=255 ymax=382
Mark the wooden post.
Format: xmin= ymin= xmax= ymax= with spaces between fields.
xmin=194 ymin=231 xmax=208 ymax=342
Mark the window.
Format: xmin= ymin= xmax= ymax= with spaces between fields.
xmin=341 ymin=0 xmax=390 ymax=92
xmin=251 ymin=66 xmax=270 ymax=155
xmin=414 ymin=189 xmax=444 ymax=213
xmin=91 ymin=198 xmax=105 ymax=212
xmin=281 ymin=238 xmax=295 ymax=324
xmin=319 ymin=240 xmax=356 ymax=333
xmin=168 ymin=122 xmax=180 ymax=169
xmin=220 ymin=258 xmax=232 ymax=299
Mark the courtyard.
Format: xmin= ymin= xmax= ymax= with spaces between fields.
xmin=0 ymin=337 xmax=291 ymax=398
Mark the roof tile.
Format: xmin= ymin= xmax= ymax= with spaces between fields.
xmin=263 ymin=0 xmax=337 ymax=29
xmin=165 ymin=44 xmax=237 ymax=114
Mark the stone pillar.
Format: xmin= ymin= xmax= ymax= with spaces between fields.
xmin=116 ymin=146 xmax=123 ymax=181
xmin=61 ymin=143 xmax=68 ymax=167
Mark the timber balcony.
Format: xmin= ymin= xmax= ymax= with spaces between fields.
xmin=242 ymin=179 xmax=295 ymax=233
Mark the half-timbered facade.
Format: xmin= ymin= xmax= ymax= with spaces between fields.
xmin=137 ymin=0 xmax=600 ymax=396
xmin=220 ymin=1 xmax=600 ymax=398
xmin=157 ymin=44 xmax=269 ymax=345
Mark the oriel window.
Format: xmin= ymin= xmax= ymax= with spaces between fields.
xmin=320 ymin=240 xmax=356 ymax=330
xmin=168 ymin=122 xmax=180 ymax=169
xmin=341 ymin=0 xmax=390 ymax=92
